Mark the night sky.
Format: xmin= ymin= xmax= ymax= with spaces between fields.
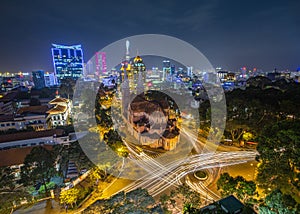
xmin=0 ymin=0 xmax=299 ymax=72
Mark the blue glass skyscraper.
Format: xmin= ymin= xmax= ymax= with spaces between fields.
xmin=51 ymin=44 xmax=84 ymax=82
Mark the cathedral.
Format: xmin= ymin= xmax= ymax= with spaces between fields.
xmin=119 ymin=40 xmax=180 ymax=151
xmin=121 ymin=70 xmax=180 ymax=151
xmin=126 ymin=93 xmax=180 ymax=151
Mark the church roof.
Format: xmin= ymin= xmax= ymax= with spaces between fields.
xmin=130 ymin=99 xmax=160 ymax=114
xmin=147 ymin=132 xmax=161 ymax=139
xmin=133 ymin=55 xmax=143 ymax=63
xmin=163 ymin=130 xmax=179 ymax=139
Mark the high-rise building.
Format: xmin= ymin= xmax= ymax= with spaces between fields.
xmin=51 ymin=44 xmax=84 ymax=82
xmin=44 ymin=72 xmax=58 ymax=87
xmin=170 ymin=65 xmax=175 ymax=75
xmin=132 ymin=55 xmax=146 ymax=80
xmin=95 ymin=52 xmax=107 ymax=77
xmin=187 ymin=66 xmax=193 ymax=77
xmin=162 ymin=60 xmax=171 ymax=81
xmin=84 ymin=52 xmax=107 ymax=80
xmin=120 ymin=40 xmax=132 ymax=82
xmin=32 ymin=70 xmax=46 ymax=89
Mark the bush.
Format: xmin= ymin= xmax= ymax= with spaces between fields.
xmin=38 ymin=182 xmax=56 ymax=194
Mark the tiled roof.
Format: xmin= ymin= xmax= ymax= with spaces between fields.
xmin=17 ymin=105 xmax=49 ymax=115
xmin=49 ymin=97 xmax=69 ymax=104
xmin=0 ymin=145 xmax=53 ymax=167
xmin=129 ymin=94 xmax=170 ymax=114
xmin=47 ymin=105 xmax=67 ymax=114
xmin=162 ymin=130 xmax=179 ymax=139
xmin=130 ymin=99 xmax=160 ymax=113
xmin=0 ymin=129 xmax=64 ymax=143
xmin=0 ymin=114 xmax=14 ymax=122
xmin=0 ymin=91 xmax=18 ymax=103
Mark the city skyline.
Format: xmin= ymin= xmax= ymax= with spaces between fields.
xmin=0 ymin=0 xmax=299 ymax=73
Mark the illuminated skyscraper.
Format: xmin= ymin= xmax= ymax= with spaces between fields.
xmin=95 ymin=52 xmax=107 ymax=77
xmin=51 ymin=44 xmax=84 ymax=82
xmin=120 ymin=40 xmax=132 ymax=82
xmin=132 ymin=55 xmax=146 ymax=80
xmin=162 ymin=60 xmax=171 ymax=81
xmin=187 ymin=66 xmax=193 ymax=77
xmin=44 ymin=72 xmax=58 ymax=87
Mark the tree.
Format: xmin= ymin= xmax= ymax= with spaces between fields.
xmin=81 ymin=88 xmax=97 ymax=117
xmin=59 ymin=188 xmax=80 ymax=208
xmin=89 ymin=164 xmax=111 ymax=185
xmin=235 ymin=176 xmax=257 ymax=202
xmin=259 ymin=189 xmax=299 ymax=214
xmin=217 ymin=173 xmax=236 ymax=196
xmin=222 ymin=85 xmax=296 ymax=144
xmin=217 ymin=173 xmax=257 ymax=203
xmin=0 ymin=166 xmax=15 ymax=190
xmin=78 ymin=132 xmax=119 ymax=171
xmin=84 ymin=188 xmax=163 ymax=214
xmin=0 ymin=190 xmax=31 ymax=214
xmin=59 ymin=78 xmax=76 ymax=98
xmin=95 ymin=108 xmax=113 ymax=130
xmin=256 ymin=121 xmax=300 ymax=192
xmin=159 ymin=184 xmax=202 ymax=213
xmin=177 ymin=183 xmax=202 ymax=208
xmin=104 ymin=129 xmax=128 ymax=157
xmin=20 ymin=146 xmax=56 ymax=196
xmin=183 ymin=203 xmax=198 ymax=214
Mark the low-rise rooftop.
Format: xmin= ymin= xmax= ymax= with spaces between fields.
xmin=0 ymin=129 xmax=64 ymax=143
xmin=0 ymin=145 xmax=53 ymax=167
xmin=17 ymin=105 xmax=49 ymax=115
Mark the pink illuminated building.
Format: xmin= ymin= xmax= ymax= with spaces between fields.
xmin=95 ymin=52 xmax=107 ymax=78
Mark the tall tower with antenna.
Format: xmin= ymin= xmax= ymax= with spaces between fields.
xmin=125 ymin=40 xmax=130 ymax=61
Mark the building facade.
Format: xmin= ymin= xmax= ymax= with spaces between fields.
xmin=51 ymin=44 xmax=84 ymax=82
xmin=95 ymin=52 xmax=107 ymax=76
xmin=32 ymin=70 xmax=46 ymax=89
xmin=0 ymin=105 xmax=49 ymax=132
xmin=44 ymin=72 xmax=58 ymax=87
xmin=46 ymin=96 xmax=72 ymax=128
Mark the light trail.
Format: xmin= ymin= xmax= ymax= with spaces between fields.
xmin=118 ymin=150 xmax=257 ymax=199
xmin=100 ymin=107 xmax=257 ymax=205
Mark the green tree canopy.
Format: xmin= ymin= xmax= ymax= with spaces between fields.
xmin=256 ymin=120 xmax=300 ymax=191
xmin=217 ymin=173 xmax=257 ymax=203
xmin=84 ymin=188 xmax=162 ymax=214
xmin=0 ymin=166 xmax=15 ymax=191
xmin=60 ymin=188 xmax=80 ymax=208
xmin=259 ymin=189 xmax=299 ymax=214
xmin=159 ymin=183 xmax=202 ymax=213
xmin=20 ymin=146 xmax=56 ymax=195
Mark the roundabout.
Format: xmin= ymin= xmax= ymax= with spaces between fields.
xmin=194 ymin=170 xmax=208 ymax=181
